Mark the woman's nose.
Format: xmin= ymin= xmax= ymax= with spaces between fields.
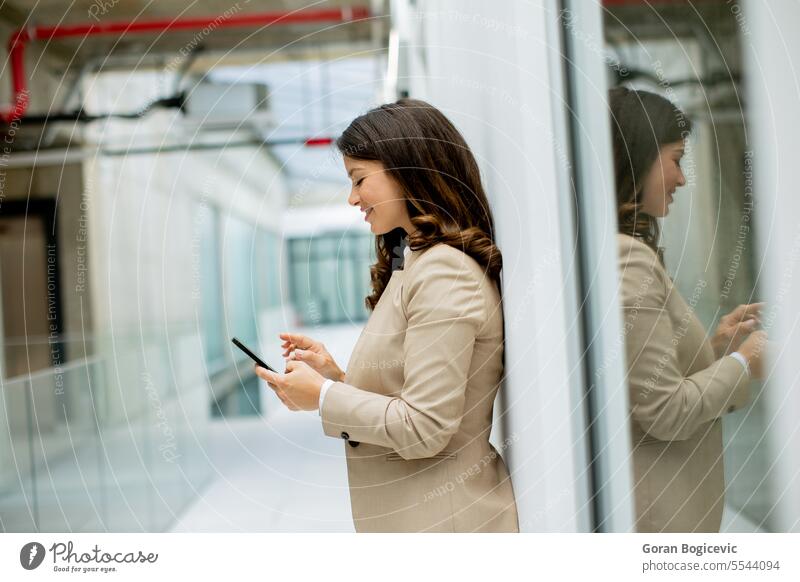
xmin=677 ymin=169 xmax=686 ymax=187
xmin=347 ymin=189 xmax=359 ymax=207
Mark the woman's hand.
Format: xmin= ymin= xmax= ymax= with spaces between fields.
xmin=737 ymin=329 xmax=770 ymax=380
xmin=280 ymin=332 xmax=345 ymax=382
xmin=254 ymin=360 xmax=325 ymax=411
xmin=711 ymin=302 xmax=764 ymax=358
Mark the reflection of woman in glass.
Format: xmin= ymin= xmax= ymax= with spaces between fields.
xmin=609 ymin=87 xmax=768 ymax=532
xmin=256 ymin=99 xmax=518 ymax=532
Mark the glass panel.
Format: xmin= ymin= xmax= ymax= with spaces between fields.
xmin=256 ymin=229 xmax=282 ymax=313
xmin=287 ymin=232 xmax=372 ymax=326
xmin=0 ymin=377 xmax=39 ymax=532
xmin=222 ymin=216 xmax=258 ymax=346
xmin=196 ymin=203 xmax=225 ymax=370
xmin=601 ymin=2 xmax=777 ymax=531
xmin=0 ymin=332 xmax=213 ymax=533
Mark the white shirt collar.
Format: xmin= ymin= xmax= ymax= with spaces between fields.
xmin=403 ymin=245 xmax=411 ymax=258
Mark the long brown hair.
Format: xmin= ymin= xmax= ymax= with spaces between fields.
xmin=337 ymin=98 xmax=502 ymax=311
xmin=608 ymin=87 xmax=692 ymax=262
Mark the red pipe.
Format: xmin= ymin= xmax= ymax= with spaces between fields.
xmin=1 ymin=7 xmax=370 ymax=123
xmin=304 ymin=137 xmax=334 ymax=147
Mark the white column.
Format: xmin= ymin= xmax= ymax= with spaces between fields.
xmin=744 ymin=0 xmax=800 ymax=533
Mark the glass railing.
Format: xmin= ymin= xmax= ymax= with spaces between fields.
xmin=0 ymin=330 xmax=215 ymax=532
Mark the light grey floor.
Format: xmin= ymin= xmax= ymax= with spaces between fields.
xmin=167 ymin=412 xmax=354 ymax=532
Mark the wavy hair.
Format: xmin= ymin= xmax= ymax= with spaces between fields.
xmin=608 ymin=87 xmax=692 ymax=262
xmin=336 ymin=98 xmax=502 ymax=311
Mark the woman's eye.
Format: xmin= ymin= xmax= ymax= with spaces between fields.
xmin=354 ymin=177 xmax=365 ymax=187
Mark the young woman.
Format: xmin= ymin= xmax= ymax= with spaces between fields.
xmin=609 ymin=86 xmax=768 ymax=532
xmin=256 ymin=98 xmax=519 ymax=533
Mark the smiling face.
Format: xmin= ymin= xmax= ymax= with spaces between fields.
xmin=344 ymin=156 xmax=415 ymax=235
xmin=640 ymin=140 xmax=687 ymax=217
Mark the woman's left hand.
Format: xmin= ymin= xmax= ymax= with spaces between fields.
xmin=254 ymin=360 xmax=325 ymax=411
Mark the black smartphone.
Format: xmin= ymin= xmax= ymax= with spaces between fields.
xmin=231 ymin=337 xmax=278 ymax=373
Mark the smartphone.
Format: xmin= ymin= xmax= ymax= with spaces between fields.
xmin=231 ymin=337 xmax=278 ymax=373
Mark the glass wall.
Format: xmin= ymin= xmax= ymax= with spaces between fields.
xmin=256 ymin=229 xmax=282 ymax=314
xmin=197 ymin=202 xmax=225 ymax=372
xmin=599 ymin=1 xmax=778 ymax=530
xmin=0 ymin=199 xmax=286 ymax=532
xmin=288 ymin=232 xmax=373 ymax=326
xmin=223 ymin=215 xmax=259 ymax=347
xmin=198 ymin=206 xmax=286 ymax=419
xmin=0 ymin=328 xmax=212 ymax=532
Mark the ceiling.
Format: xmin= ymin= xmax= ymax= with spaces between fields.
xmin=0 ymin=0 xmax=387 ymax=69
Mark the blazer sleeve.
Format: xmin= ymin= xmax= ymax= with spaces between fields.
xmin=320 ymin=247 xmax=484 ymax=459
xmin=619 ymin=242 xmax=751 ymax=442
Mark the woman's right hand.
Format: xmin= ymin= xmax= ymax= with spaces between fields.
xmin=711 ymin=302 xmax=764 ymax=358
xmin=737 ymin=329 xmax=770 ymax=380
xmin=280 ymin=332 xmax=345 ymax=382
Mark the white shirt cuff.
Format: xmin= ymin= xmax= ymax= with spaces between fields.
xmin=729 ymin=351 xmax=750 ymax=377
xmin=318 ymin=379 xmax=334 ymax=415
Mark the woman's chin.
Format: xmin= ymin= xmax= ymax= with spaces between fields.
xmin=370 ymin=220 xmax=401 ymax=236
xmin=652 ymin=204 xmax=670 ymax=217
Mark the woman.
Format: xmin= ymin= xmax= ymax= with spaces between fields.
xmin=256 ymin=98 xmax=519 ymax=533
xmin=609 ymin=86 xmax=768 ymax=532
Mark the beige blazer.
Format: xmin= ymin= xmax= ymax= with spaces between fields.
xmin=617 ymin=234 xmax=751 ymax=532
xmin=320 ymin=242 xmax=519 ymax=532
